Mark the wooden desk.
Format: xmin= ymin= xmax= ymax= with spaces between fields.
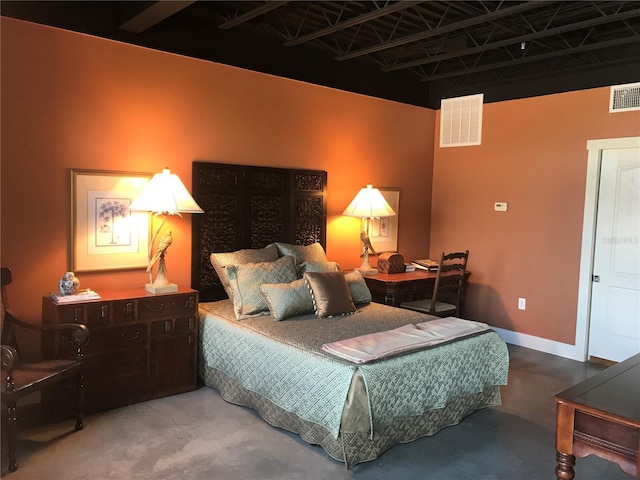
xmin=362 ymin=270 xmax=470 ymax=309
xmin=554 ymin=353 xmax=640 ymax=479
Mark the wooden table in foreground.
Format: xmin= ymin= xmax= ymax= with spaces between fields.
xmin=554 ymin=353 xmax=640 ymax=479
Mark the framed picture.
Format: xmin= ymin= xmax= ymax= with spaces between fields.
xmin=370 ymin=188 xmax=400 ymax=253
xmin=71 ymin=169 xmax=151 ymax=272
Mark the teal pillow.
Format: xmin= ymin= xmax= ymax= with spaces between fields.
xmin=344 ymin=270 xmax=372 ymax=305
xmin=227 ymin=255 xmax=297 ymax=319
xmin=275 ymin=242 xmax=328 ymax=265
xmin=210 ymin=244 xmax=279 ymax=300
xmin=297 ymin=261 xmax=340 ymax=277
xmin=260 ymin=279 xmax=314 ymax=321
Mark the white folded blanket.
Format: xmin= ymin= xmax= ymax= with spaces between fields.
xmin=321 ymin=317 xmax=491 ymax=364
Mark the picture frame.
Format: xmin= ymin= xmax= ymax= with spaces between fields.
xmin=370 ymin=188 xmax=400 ymax=253
xmin=71 ymin=169 xmax=151 ymax=272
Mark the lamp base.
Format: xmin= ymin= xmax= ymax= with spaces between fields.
xmin=145 ymin=282 xmax=178 ymax=294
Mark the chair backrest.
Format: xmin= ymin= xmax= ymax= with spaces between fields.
xmin=430 ymin=250 xmax=469 ymax=315
xmin=1 ymin=267 xmax=18 ymax=351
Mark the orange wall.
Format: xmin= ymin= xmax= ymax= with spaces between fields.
xmin=0 ymin=18 xmax=434 ymax=346
xmin=432 ymin=90 xmax=640 ymax=345
xmin=4 ymin=17 xmax=637 ymax=356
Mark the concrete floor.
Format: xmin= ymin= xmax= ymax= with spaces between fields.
xmin=1 ymin=345 xmax=631 ymax=479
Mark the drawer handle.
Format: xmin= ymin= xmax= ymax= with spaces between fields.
xmin=173 ymin=299 xmax=192 ymax=309
xmin=121 ymin=331 xmax=141 ymax=341
xmin=120 ymin=356 xmax=140 ymax=367
xmin=145 ymin=303 xmax=165 ymax=313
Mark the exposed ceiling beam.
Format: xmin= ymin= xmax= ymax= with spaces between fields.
xmin=420 ymin=36 xmax=640 ymax=82
xmin=284 ymin=1 xmax=423 ymax=47
xmin=119 ymin=1 xmax=196 ymax=33
xmin=336 ymin=2 xmax=545 ymax=61
xmin=383 ymin=6 xmax=640 ymax=71
xmin=219 ymin=1 xmax=289 ymax=30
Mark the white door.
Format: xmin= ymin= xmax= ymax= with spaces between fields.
xmin=588 ymin=147 xmax=640 ymax=362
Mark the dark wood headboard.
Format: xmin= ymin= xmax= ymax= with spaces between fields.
xmin=191 ymin=161 xmax=327 ymax=302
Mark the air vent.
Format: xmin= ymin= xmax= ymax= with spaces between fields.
xmin=610 ymin=82 xmax=640 ymax=112
xmin=440 ymin=93 xmax=484 ymax=147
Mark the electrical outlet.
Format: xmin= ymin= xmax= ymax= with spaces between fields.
xmin=518 ymin=298 xmax=526 ymax=310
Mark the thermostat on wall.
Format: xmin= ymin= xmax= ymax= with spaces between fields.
xmin=494 ymin=202 xmax=508 ymax=212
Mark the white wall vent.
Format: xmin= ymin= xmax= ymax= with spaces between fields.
xmin=440 ymin=93 xmax=484 ymax=147
xmin=610 ymin=82 xmax=640 ymax=112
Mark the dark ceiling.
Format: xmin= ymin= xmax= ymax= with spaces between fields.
xmin=3 ymin=1 xmax=640 ymax=108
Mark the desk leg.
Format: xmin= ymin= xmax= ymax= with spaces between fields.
xmin=555 ymin=451 xmax=576 ymax=480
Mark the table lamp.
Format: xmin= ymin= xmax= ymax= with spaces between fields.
xmin=129 ymin=168 xmax=203 ymax=293
xmin=343 ymin=184 xmax=396 ymax=274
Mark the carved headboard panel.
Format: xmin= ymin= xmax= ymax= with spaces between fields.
xmin=191 ymin=161 xmax=327 ymax=301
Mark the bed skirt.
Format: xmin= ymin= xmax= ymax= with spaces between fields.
xmin=202 ymin=366 xmax=502 ymax=469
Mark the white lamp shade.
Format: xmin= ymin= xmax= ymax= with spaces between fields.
xmin=343 ymin=184 xmax=396 ymax=218
xmin=130 ymin=168 xmax=203 ymax=215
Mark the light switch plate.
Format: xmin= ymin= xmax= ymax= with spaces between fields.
xmin=494 ymin=202 xmax=508 ymax=212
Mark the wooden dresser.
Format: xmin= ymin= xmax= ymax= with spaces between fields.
xmin=42 ymin=287 xmax=198 ymax=418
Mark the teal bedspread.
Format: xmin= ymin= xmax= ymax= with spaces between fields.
xmin=199 ymin=301 xmax=509 ymax=439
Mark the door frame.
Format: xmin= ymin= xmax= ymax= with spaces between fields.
xmin=575 ymin=136 xmax=640 ymax=361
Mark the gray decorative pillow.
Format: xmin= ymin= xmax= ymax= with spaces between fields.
xmin=297 ymin=261 xmax=340 ymax=277
xmin=303 ymin=271 xmax=356 ymax=319
xmin=210 ymin=244 xmax=279 ymax=299
xmin=260 ymin=278 xmax=314 ymax=321
xmin=274 ymin=242 xmax=328 ymax=265
xmin=227 ymin=255 xmax=297 ymax=319
xmin=345 ymin=270 xmax=372 ymax=305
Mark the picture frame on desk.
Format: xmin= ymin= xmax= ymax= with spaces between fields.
xmin=370 ymin=188 xmax=399 ymax=253
xmin=71 ymin=169 xmax=151 ymax=272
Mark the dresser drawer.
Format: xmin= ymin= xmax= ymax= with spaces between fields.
xmin=150 ymin=315 xmax=197 ymax=337
xmin=138 ymin=293 xmax=197 ymax=320
xmin=85 ymin=346 xmax=148 ymax=379
xmin=112 ymin=299 xmax=137 ymax=324
xmin=83 ymin=324 xmax=148 ymax=353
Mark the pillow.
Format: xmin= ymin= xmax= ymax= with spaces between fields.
xmin=297 ymin=261 xmax=340 ymax=277
xmin=344 ymin=270 xmax=372 ymax=305
xmin=227 ymin=255 xmax=297 ymax=319
xmin=260 ymin=278 xmax=314 ymax=321
xmin=274 ymin=242 xmax=328 ymax=265
xmin=210 ymin=244 xmax=279 ymax=299
xmin=303 ymin=271 xmax=357 ymax=319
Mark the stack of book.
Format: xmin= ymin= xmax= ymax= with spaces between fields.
xmin=411 ymin=259 xmax=440 ymax=272
xmin=50 ymin=288 xmax=101 ymax=303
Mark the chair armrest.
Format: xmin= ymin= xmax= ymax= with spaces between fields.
xmin=1 ymin=344 xmax=19 ymax=372
xmin=4 ymin=312 xmax=90 ymax=346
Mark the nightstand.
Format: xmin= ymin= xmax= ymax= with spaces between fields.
xmin=41 ymin=287 xmax=198 ymax=419
xmin=363 ymin=270 xmax=470 ymax=308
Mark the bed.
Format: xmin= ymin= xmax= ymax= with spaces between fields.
xmin=191 ymin=162 xmax=509 ymax=468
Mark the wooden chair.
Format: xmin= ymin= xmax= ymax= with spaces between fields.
xmin=0 ymin=267 xmax=89 ymax=472
xmin=400 ymin=250 xmax=469 ymax=318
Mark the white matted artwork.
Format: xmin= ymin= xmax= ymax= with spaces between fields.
xmin=370 ymin=188 xmax=399 ymax=253
xmin=71 ymin=169 xmax=151 ymax=272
